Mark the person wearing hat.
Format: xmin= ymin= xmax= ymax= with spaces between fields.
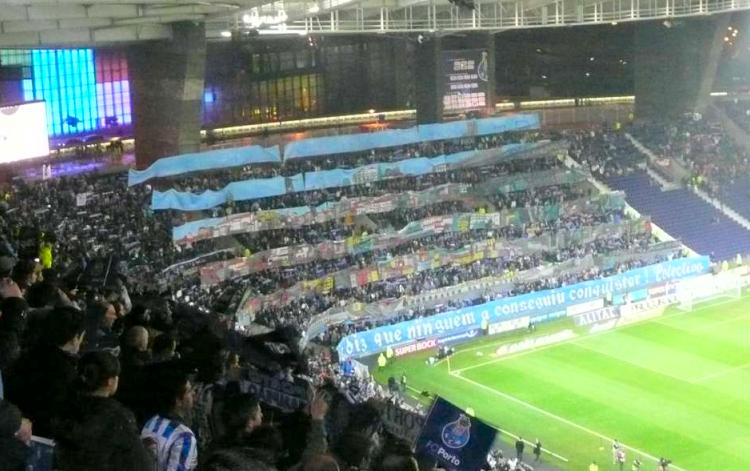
xmin=0 ymin=256 xmax=22 ymax=300
xmin=0 ymin=399 xmax=32 ymax=471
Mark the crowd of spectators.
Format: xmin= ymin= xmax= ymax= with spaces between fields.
xmin=0 ymin=125 xmax=681 ymax=471
xmin=317 ymin=233 xmax=678 ymax=347
xmin=0 ymin=243 xmax=455 ymax=471
xmin=0 ymin=173 xmax=231 ymax=293
xmin=630 ymin=114 xmax=750 ymax=192
xmin=721 ymin=99 xmax=750 ymax=133
xmin=567 ymin=129 xmax=645 ymax=178
xmin=250 ymin=210 xmax=652 ymax=332
xmin=166 ymin=131 xmax=549 ymax=193
xmin=200 ymin=152 xmax=563 ymax=218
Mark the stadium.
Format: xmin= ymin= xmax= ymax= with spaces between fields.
xmin=2 ymin=3 xmax=750 ymax=471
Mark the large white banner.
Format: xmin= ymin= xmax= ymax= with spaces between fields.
xmin=0 ymin=101 xmax=50 ymax=163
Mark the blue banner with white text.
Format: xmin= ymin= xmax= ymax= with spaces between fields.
xmin=336 ymin=256 xmax=711 ymax=359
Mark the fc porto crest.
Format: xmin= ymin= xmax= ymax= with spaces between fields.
xmin=441 ymin=414 xmax=472 ymax=449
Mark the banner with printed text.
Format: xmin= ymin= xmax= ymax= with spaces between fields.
xmin=335 ymin=256 xmax=710 ymax=358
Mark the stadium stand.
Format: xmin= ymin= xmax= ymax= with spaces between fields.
xmin=607 ymin=172 xmax=750 ymax=260
xmin=0 ymin=119 xmax=728 ymax=471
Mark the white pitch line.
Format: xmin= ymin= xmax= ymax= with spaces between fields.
xmin=691 ymin=361 xmax=750 ymax=383
xmin=453 ymin=333 xmax=581 ymax=374
xmin=452 ymin=295 xmax=745 ymax=375
xmin=450 ymin=371 xmax=691 ymax=471
xmin=569 ymin=342 xmax=695 ymax=384
xmin=655 ymin=311 xmax=750 ymax=333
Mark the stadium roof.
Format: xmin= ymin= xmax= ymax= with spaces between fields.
xmin=0 ymin=0 xmax=748 ymax=47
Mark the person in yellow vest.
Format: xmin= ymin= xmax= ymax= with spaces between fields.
xmin=39 ymin=241 xmax=53 ymax=269
xmin=377 ymin=353 xmax=387 ymax=369
xmin=243 ymin=247 xmax=252 ymax=258
xmin=588 ymin=460 xmax=599 ymax=471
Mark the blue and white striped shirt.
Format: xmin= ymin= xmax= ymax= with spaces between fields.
xmin=141 ymin=414 xmax=198 ymax=471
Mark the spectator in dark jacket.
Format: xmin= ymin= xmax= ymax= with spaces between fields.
xmin=370 ymin=436 xmax=418 ymax=471
xmin=198 ymin=448 xmax=276 ymax=471
xmin=121 ymin=325 xmax=150 ymax=366
xmin=151 ymin=332 xmax=179 ymax=363
xmin=0 ymin=297 xmax=28 ymax=398
xmin=5 ymin=305 xmax=85 ymax=437
xmin=0 ymin=399 xmax=32 ymax=471
xmin=331 ymin=430 xmax=375 ymax=471
xmin=83 ymin=301 xmax=119 ymax=352
xmin=216 ymin=393 xmax=263 ymax=448
xmin=117 ymin=326 xmax=151 ymax=419
xmin=0 ymin=255 xmax=22 ymax=300
xmin=301 ymin=454 xmax=340 ymax=471
xmin=52 ymin=351 xmax=154 ymax=471
xmin=11 ymin=258 xmax=39 ymax=296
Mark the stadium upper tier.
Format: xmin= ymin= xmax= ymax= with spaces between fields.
xmin=2 ymin=0 xmax=750 ymax=47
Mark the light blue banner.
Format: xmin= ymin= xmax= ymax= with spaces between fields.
xmin=152 ymin=144 xmax=533 ymax=211
xmin=283 ymin=114 xmax=540 ymax=160
xmin=152 ymin=175 xmax=303 ymax=211
xmin=128 ymin=145 xmax=281 ymax=186
xmin=336 ymin=256 xmax=711 ymax=359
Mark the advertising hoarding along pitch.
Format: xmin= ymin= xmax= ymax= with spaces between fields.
xmin=336 ymin=256 xmax=710 ymax=359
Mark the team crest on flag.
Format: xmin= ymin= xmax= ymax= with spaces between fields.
xmin=441 ymin=414 xmax=472 ymax=449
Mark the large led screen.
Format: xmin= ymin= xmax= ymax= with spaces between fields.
xmin=442 ymin=49 xmax=490 ymax=113
xmin=0 ymin=101 xmax=50 ymax=163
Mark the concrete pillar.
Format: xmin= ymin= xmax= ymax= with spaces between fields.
xmin=415 ymin=35 xmax=443 ymax=124
xmin=392 ymin=38 xmax=414 ymax=109
xmin=635 ymin=15 xmax=730 ymax=118
xmin=128 ymin=22 xmax=207 ymax=169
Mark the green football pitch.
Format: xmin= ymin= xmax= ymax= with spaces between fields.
xmin=373 ymin=294 xmax=750 ymax=471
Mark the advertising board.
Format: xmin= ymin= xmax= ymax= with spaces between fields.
xmin=488 ymin=316 xmax=529 ymax=336
xmin=337 ymin=256 xmax=710 ymax=358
